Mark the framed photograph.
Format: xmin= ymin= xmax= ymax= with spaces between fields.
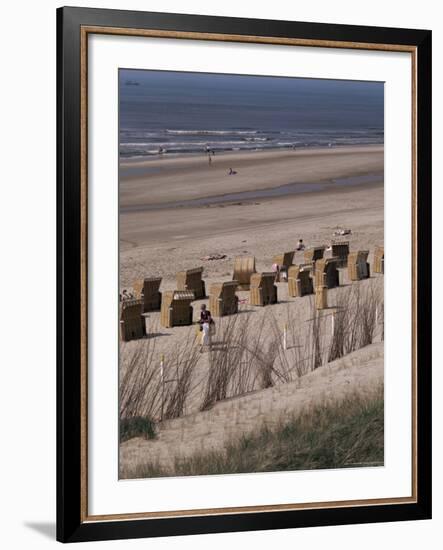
xmin=57 ymin=6 xmax=432 ymax=543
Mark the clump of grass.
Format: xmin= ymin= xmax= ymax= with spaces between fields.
xmin=162 ymin=330 xmax=201 ymax=420
xmin=120 ymin=326 xmax=201 ymax=422
xmin=125 ymin=384 xmax=384 ymax=479
xmin=119 ymin=416 xmax=156 ymax=443
xmin=200 ymin=312 xmax=279 ymax=411
xmin=328 ymin=278 xmax=383 ymax=362
xmin=120 ymin=337 xmax=162 ymax=420
xmin=308 ymin=296 xmax=324 ymax=369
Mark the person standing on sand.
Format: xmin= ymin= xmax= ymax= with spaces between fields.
xmin=199 ymin=304 xmax=214 ymax=351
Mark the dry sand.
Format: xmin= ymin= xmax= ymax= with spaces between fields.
xmin=120 ymin=145 xmax=383 ymax=286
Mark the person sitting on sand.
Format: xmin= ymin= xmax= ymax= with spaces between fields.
xmin=121 ymin=289 xmax=134 ymax=301
xmin=228 ymin=167 xmax=237 ymax=175
xmin=199 ymin=304 xmax=214 ymax=350
xmin=296 ymin=239 xmax=305 ymax=251
xmin=123 ymin=288 xmax=135 ymax=300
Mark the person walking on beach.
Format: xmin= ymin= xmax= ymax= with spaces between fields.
xmin=199 ymin=304 xmax=214 ymax=351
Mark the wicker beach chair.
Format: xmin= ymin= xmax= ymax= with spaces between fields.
xmin=209 ymin=281 xmax=239 ymax=317
xmin=348 ymin=250 xmax=370 ymax=281
xmin=315 ymin=285 xmax=328 ymax=310
xmin=331 ymin=241 xmax=350 ymax=268
xmin=373 ymin=245 xmax=384 ymax=274
xmin=315 ymin=258 xmax=340 ymax=289
xmin=232 ymin=256 xmax=256 ymax=290
xmin=160 ymin=290 xmax=195 ymax=328
xmin=272 ymin=251 xmax=295 ymax=282
xmin=132 ymin=280 xmax=144 ymax=298
xmin=120 ymin=299 xmax=145 ymax=342
xmin=133 ymin=277 xmax=162 ymax=312
xmin=176 ymin=267 xmax=206 ymax=299
xmin=288 ymin=264 xmax=314 ymax=297
xmin=249 ymin=272 xmax=278 ymax=306
xmin=304 ymin=246 xmax=326 ymax=265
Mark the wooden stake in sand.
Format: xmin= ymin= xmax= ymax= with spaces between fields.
xmin=283 ymin=323 xmax=288 ymax=351
xmin=160 ymin=353 xmax=165 ymax=421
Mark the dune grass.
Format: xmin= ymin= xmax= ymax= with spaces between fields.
xmin=120 ymin=278 xmax=384 ymax=424
xmin=125 ymin=384 xmax=384 ymax=479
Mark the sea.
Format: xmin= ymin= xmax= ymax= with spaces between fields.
xmin=119 ymin=70 xmax=384 ymax=160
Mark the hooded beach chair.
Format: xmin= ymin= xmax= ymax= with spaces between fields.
xmin=249 ymin=272 xmax=278 ymax=306
xmin=315 ymin=258 xmax=340 ymax=289
xmin=176 ymin=267 xmax=206 ymax=299
xmin=160 ymin=290 xmax=195 ymax=328
xmin=120 ymin=298 xmax=145 ymax=342
xmin=373 ymin=245 xmax=384 ymax=274
xmin=331 ymin=241 xmax=350 ymax=268
xmin=133 ymin=276 xmax=162 ymax=312
xmin=304 ymin=246 xmax=326 ymax=265
xmin=232 ymin=256 xmax=256 ymax=290
xmin=209 ymin=281 xmax=239 ymax=317
xmin=272 ymin=251 xmax=295 ymax=281
xmin=288 ymin=264 xmax=314 ymax=297
xmin=348 ymin=250 xmax=370 ymax=281
xmin=315 ymin=285 xmax=328 ymax=310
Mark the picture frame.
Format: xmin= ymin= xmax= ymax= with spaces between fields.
xmin=56 ymin=6 xmax=432 ymax=543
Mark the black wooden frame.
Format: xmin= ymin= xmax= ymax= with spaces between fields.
xmin=57 ymin=6 xmax=432 ymax=543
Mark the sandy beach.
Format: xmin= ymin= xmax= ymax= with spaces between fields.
xmin=119 ymin=145 xmax=384 ymax=476
xmin=120 ymin=144 xmax=383 ymax=206
xmin=120 ymin=145 xmax=383 ymax=287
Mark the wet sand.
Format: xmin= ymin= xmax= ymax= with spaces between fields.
xmin=120 ymin=144 xmax=383 ymax=208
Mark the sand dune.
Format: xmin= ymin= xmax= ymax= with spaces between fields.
xmin=120 ymin=342 xmax=384 ymax=476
